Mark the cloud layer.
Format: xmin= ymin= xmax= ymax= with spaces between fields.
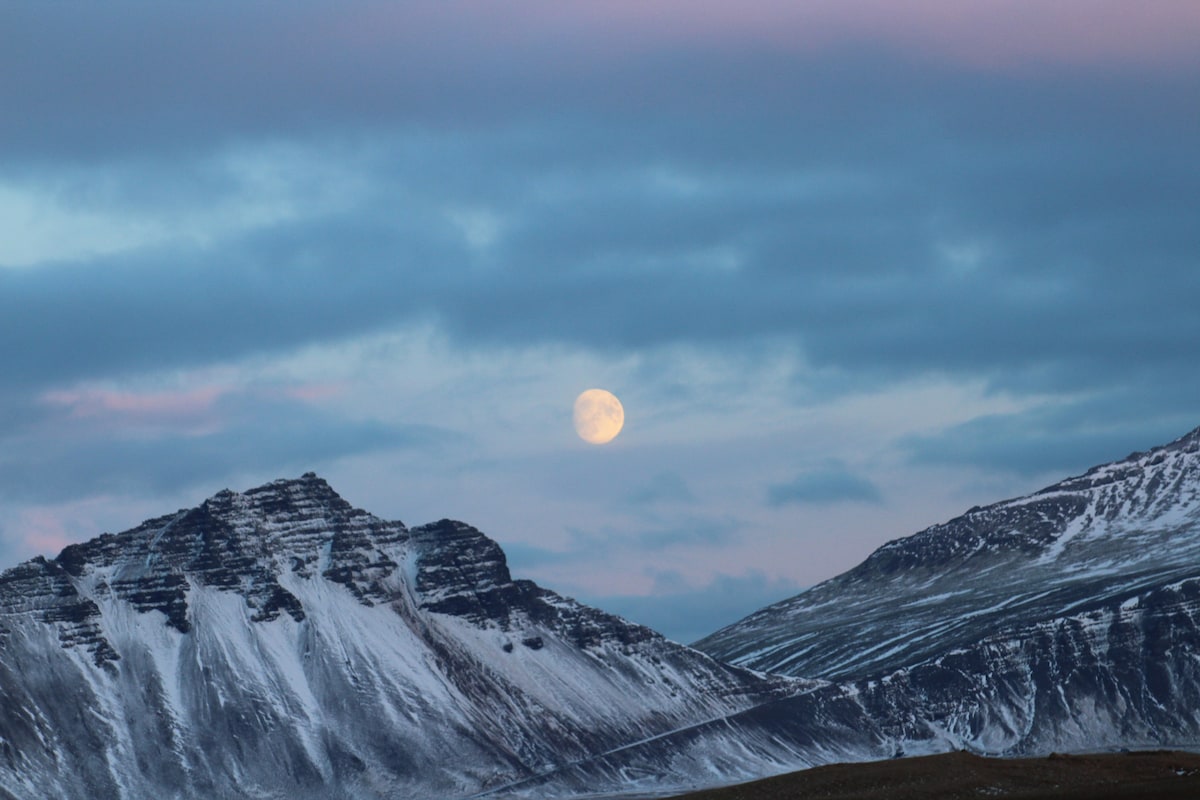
xmin=1 ymin=1 xmax=1197 ymax=641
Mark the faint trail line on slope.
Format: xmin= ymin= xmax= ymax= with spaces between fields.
xmin=468 ymin=685 xmax=823 ymax=799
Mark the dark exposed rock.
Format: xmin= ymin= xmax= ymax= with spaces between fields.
xmin=411 ymin=519 xmax=519 ymax=623
xmin=410 ymin=520 xmax=658 ymax=650
xmin=0 ymin=556 xmax=119 ymax=666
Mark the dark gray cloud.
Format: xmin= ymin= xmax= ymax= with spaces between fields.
xmin=905 ymin=396 xmax=1200 ymax=479
xmin=7 ymin=103 xmax=1197 ymax=395
xmin=4 ymin=105 xmax=1196 ymax=490
xmin=767 ymin=466 xmax=883 ymax=507
xmin=1 ymin=2 xmax=1196 ymax=507
xmin=0 ymin=216 xmax=447 ymax=387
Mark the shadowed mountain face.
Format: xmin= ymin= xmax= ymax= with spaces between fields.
xmin=696 ymin=426 xmax=1200 ymax=754
xmin=4 ymin=426 xmax=1200 ymax=799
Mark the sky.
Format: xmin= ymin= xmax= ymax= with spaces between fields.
xmin=2 ymin=1 xmax=1198 ymax=644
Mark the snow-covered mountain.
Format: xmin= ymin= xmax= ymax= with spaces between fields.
xmin=696 ymin=425 xmax=1200 ymax=754
xmin=0 ymin=474 xmax=816 ymax=800
xmin=6 ymin=426 xmax=1200 ymax=799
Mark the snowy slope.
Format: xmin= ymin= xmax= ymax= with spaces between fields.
xmin=695 ymin=426 xmax=1200 ymax=754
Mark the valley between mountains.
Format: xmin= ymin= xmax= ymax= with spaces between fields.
xmin=3 ymin=427 xmax=1200 ymax=799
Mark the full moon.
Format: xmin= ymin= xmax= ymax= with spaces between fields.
xmin=574 ymin=389 xmax=625 ymax=445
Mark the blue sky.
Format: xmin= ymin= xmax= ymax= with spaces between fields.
xmin=2 ymin=1 xmax=1198 ymax=643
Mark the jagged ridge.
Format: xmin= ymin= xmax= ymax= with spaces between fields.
xmin=0 ymin=473 xmax=805 ymax=800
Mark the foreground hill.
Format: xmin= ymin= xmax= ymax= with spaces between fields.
xmin=671 ymin=750 xmax=1200 ymax=800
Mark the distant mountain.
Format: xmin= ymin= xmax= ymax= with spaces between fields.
xmin=0 ymin=474 xmax=813 ymax=800
xmin=696 ymin=426 xmax=1200 ymax=754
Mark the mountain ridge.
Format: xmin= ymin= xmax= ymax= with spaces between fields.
xmin=692 ymin=424 xmax=1200 ymax=758
xmin=0 ymin=473 xmax=814 ymax=800
xmin=695 ymin=425 xmax=1200 ymax=680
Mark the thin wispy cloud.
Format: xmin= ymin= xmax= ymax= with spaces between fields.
xmin=767 ymin=466 xmax=884 ymax=508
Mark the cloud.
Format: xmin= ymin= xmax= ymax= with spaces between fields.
xmin=904 ymin=399 xmax=1200 ymax=479
xmin=4 ymin=3 xmax=1197 ymax=161
xmin=0 ymin=391 xmax=456 ymax=504
xmin=0 ymin=15 xmax=1194 ymax=386
xmin=767 ymin=465 xmax=883 ymax=507
xmin=4 ymin=48 xmax=1195 ymax=395
xmin=42 ymin=384 xmax=230 ymax=426
xmin=581 ymin=569 xmax=803 ymax=645
xmin=627 ymin=472 xmax=696 ymax=505
xmin=525 ymin=517 xmax=742 ymax=559
xmin=2 ymin=3 xmax=1196 ymax=181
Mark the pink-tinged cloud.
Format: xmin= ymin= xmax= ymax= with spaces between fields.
xmin=42 ymin=385 xmax=230 ymax=419
xmin=583 ymin=0 xmax=1200 ymax=68
xmin=38 ymin=385 xmax=236 ymax=438
xmin=336 ymin=0 xmax=1200 ymax=70
xmin=37 ymin=381 xmax=344 ymax=439
xmin=19 ymin=508 xmax=78 ymax=556
xmin=9 ymin=495 xmax=167 ymax=561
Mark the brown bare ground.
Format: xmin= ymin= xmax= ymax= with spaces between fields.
xmin=668 ymin=750 xmax=1200 ymax=800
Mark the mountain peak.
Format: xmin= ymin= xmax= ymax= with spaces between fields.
xmin=216 ymin=471 xmax=356 ymax=516
xmin=46 ymin=474 xmax=406 ymax=637
xmin=1168 ymin=424 xmax=1200 ymax=448
xmin=410 ymin=519 xmax=518 ymax=623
